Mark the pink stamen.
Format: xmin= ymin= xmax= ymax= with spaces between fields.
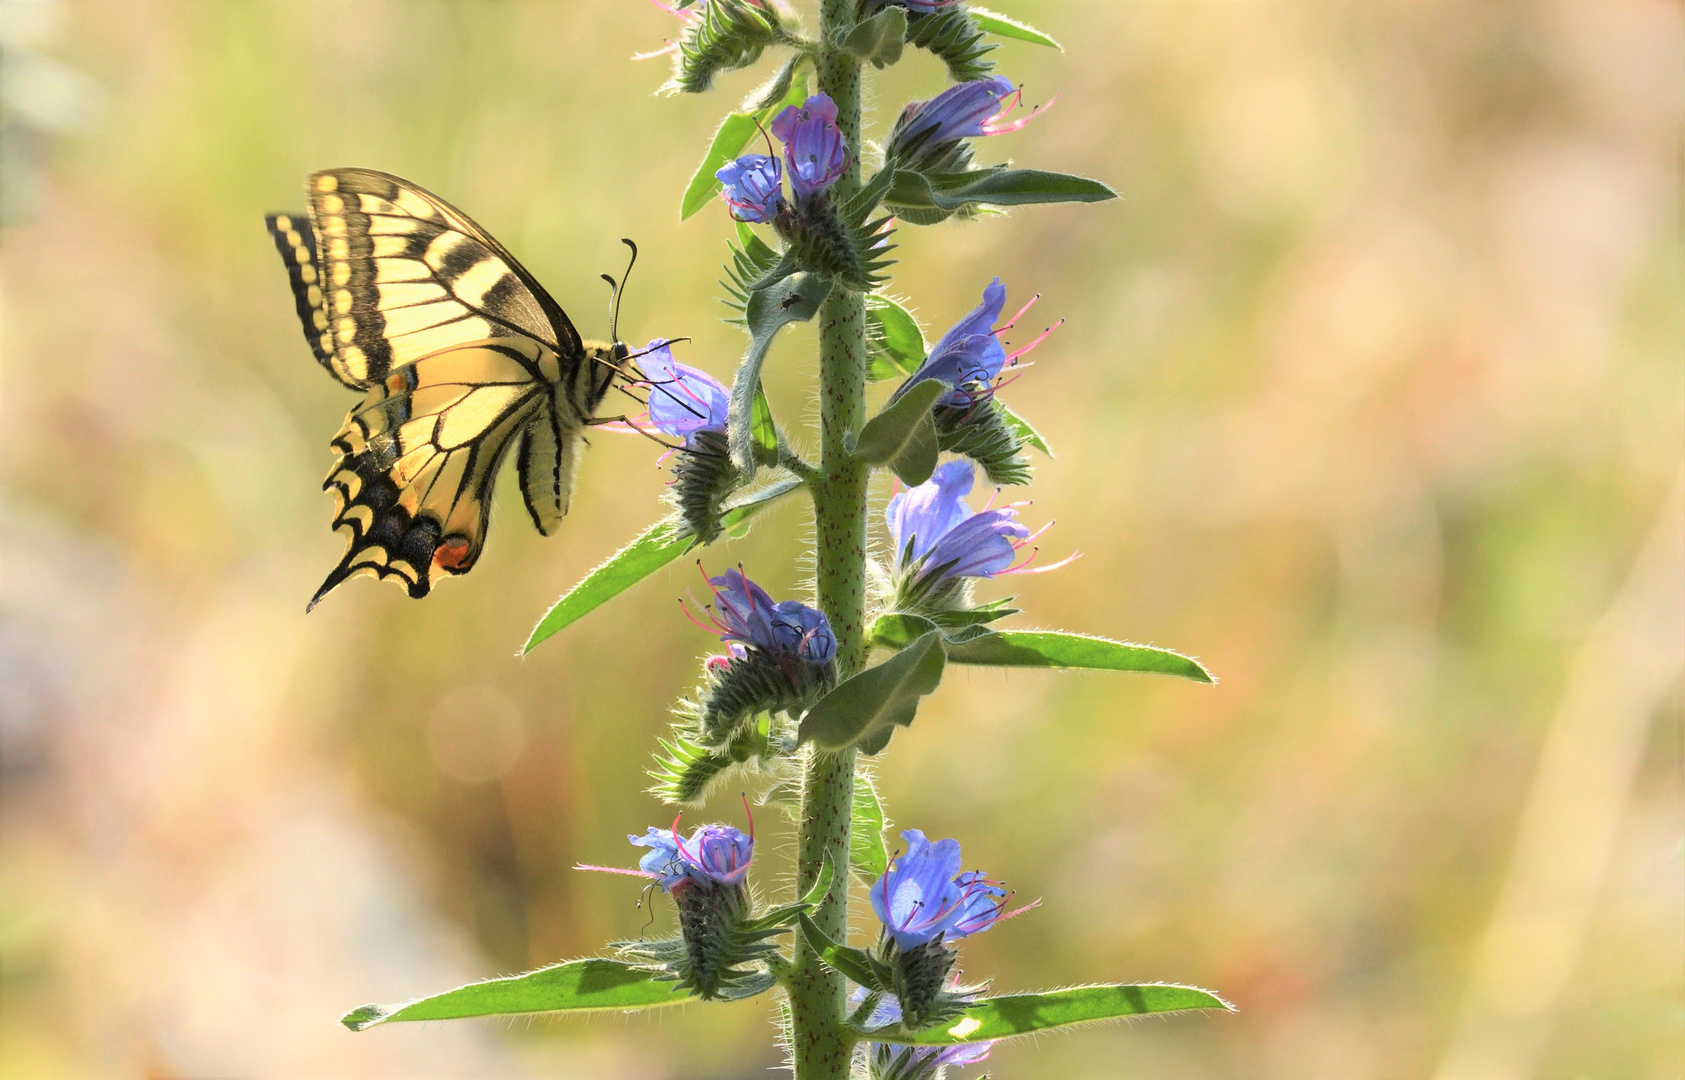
xmin=1001 ymin=547 xmax=1082 ymax=576
xmin=679 ymin=597 xmax=726 ymax=636
xmin=983 ymin=89 xmax=1057 ymax=136
xmin=1006 ymin=318 xmax=1064 ymax=363
xmin=1000 ymin=897 xmax=1042 ymax=922
xmin=994 ymin=293 xmax=1041 ymax=336
xmin=741 ymin=793 xmax=755 ymax=843
xmin=631 ymin=41 xmax=680 ymax=60
xmin=1014 ymin=520 xmax=1054 ymax=548
xmin=992 ymin=368 xmax=1032 ymax=394
xmin=575 ymin=863 xmax=659 ymax=879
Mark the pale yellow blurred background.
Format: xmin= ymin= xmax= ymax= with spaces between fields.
xmin=2 ymin=1 xmax=1681 ymax=1077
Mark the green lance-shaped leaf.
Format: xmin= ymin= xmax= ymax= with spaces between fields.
xmin=799 ymin=912 xmax=895 ymax=992
xmin=865 ymin=294 xmax=927 ymax=382
xmin=850 ymin=771 xmax=890 ymax=883
xmin=943 ymin=630 xmax=1214 ymax=682
xmin=729 ymin=272 xmax=833 ymax=478
xmin=838 ymin=5 xmax=906 ymax=68
xmin=798 ymin=631 xmax=946 ymax=752
xmin=853 ymin=379 xmax=949 ymax=466
xmin=341 ymin=958 xmax=692 ymax=1031
xmin=891 ymin=168 xmax=1117 ymax=217
xmin=523 ymin=478 xmax=802 ymax=653
xmin=998 ymin=400 xmax=1053 ymax=456
xmin=864 ymin=983 xmax=1233 ymax=1046
xmin=742 ymin=852 xmax=837 ymax=932
xmin=969 ymin=5 xmax=1063 ymax=50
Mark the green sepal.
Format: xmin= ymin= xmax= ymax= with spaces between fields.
xmin=901 ymin=2 xmax=995 ymax=82
xmin=784 ymin=164 xmax=898 ymax=292
xmin=665 ymin=0 xmax=800 ymax=95
xmin=837 ymin=5 xmax=906 ymax=68
xmin=998 ymin=399 xmax=1052 ymax=456
xmin=648 ymin=711 xmax=785 ymax=807
xmin=865 ymin=294 xmax=927 ymax=381
xmin=798 ymin=912 xmax=895 ymax=992
xmin=797 ymin=631 xmax=946 ymax=752
xmin=721 ymin=223 xmax=784 ymax=323
xmin=523 ymin=478 xmax=801 ymax=653
xmin=728 ymin=272 xmax=833 ymax=477
xmin=854 ymin=379 xmax=949 ymax=466
xmin=850 ymin=770 xmax=890 ymax=883
xmin=969 ymin=5 xmax=1062 ymax=49
xmin=935 ymin=396 xmax=1031 ymax=485
xmin=863 ymin=983 xmax=1234 ymax=1046
xmin=340 ymin=958 xmax=690 ymax=1030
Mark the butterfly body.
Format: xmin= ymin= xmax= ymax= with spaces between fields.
xmin=267 ymin=169 xmax=624 ymax=608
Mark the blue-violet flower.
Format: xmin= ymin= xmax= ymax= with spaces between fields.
xmin=685 ymin=567 xmax=838 ymax=735
xmin=888 ymin=76 xmax=1038 ymax=171
xmin=771 ymin=93 xmax=850 ymax=199
xmin=639 ymin=340 xmax=731 ymax=444
xmin=870 ymin=829 xmax=1008 ymax=952
xmin=715 ymin=153 xmax=785 ymax=224
xmin=887 ymin=461 xmax=1075 ymax=607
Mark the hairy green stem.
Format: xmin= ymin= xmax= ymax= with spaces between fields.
xmin=789 ymin=4 xmax=866 ymax=1078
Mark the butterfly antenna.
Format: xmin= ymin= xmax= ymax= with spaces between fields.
xmin=610 ymin=238 xmax=638 ymax=345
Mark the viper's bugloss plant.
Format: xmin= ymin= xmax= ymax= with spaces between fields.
xmin=343 ymin=5 xmax=1229 ymax=1074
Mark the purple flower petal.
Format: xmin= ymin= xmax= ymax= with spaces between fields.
xmin=715 ymin=153 xmax=784 ymax=223
xmin=772 ymin=93 xmax=850 ymax=199
xmin=640 ymin=341 xmax=731 ymax=438
xmin=886 ymin=459 xmax=977 ymax=563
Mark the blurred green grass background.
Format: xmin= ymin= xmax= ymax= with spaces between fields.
xmin=1 ymin=1 xmax=1680 ymax=1076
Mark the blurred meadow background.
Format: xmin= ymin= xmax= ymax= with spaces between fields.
xmin=2 ymin=1 xmax=1681 ymax=1077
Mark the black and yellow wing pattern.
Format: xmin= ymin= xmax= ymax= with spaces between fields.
xmin=266 ymin=169 xmax=620 ymax=608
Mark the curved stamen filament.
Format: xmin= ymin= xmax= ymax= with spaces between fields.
xmin=1006 ymin=318 xmax=1064 ymax=363
xmin=994 ymin=293 xmax=1041 ymax=337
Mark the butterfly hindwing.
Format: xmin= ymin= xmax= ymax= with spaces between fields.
xmin=310 ymin=338 xmax=572 ymax=608
xmin=303 ymin=168 xmax=586 ymax=386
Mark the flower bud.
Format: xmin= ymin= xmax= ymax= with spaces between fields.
xmin=688 ymin=569 xmax=837 ymax=737
xmin=613 ymin=820 xmax=778 ymax=1000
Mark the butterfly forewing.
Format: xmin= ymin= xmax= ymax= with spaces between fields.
xmin=303 ymin=168 xmax=586 ymax=385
